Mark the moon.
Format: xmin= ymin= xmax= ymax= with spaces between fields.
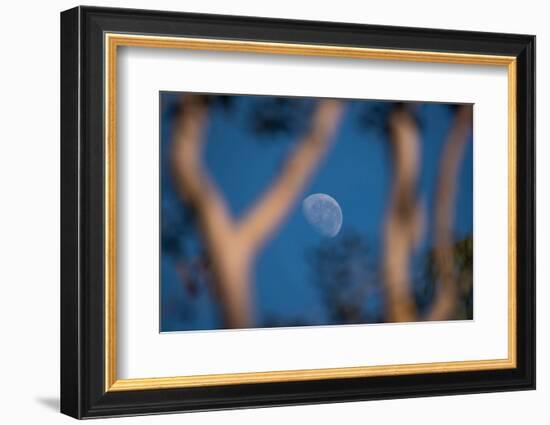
xmin=302 ymin=193 xmax=343 ymax=237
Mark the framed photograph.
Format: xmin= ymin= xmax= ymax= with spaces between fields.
xmin=60 ymin=6 xmax=535 ymax=419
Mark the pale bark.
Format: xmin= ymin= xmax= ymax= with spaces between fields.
xmin=426 ymin=105 xmax=473 ymax=321
xmin=172 ymin=95 xmax=343 ymax=328
xmin=382 ymin=105 xmax=472 ymax=323
xmin=382 ymin=105 xmax=423 ymax=322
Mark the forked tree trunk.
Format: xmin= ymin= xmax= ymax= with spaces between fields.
xmin=382 ymin=104 xmax=472 ymax=323
xmin=171 ymin=95 xmax=343 ymax=328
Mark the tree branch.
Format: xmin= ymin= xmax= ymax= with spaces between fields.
xmin=237 ymin=99 xmax=344 ymax=252
xmin=426 ymin=105 xmax=473 ymax=321
xmin=171 ymin=95 xmax=234 ymax=244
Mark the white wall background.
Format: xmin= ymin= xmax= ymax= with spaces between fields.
xmin=0 ymin=0 xmax=544 ymax=423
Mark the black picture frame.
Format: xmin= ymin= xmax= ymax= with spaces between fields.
xmin=61 ymin=5 xmax=535 ymax=419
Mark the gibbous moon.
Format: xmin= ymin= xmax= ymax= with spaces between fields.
xmin=302 ymin=193 xmax=343 ymax=237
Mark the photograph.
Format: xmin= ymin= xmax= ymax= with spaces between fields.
xmin=160 ymin=93 xmax=474 ymax=332
xmin=57 ymin=4 xmax=536 ymax=419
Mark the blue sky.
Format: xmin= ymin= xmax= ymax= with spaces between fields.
xmin=160 ymin=93 xmax=473 ymax=332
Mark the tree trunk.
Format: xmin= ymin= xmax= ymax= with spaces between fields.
xmin=426 ymin=105 xmax=473 ymax=321
xmin=383 ymin=105 xmax=423 ymax=322
xmin=211 ymin=243 xmax=253 ymax=328
xmin=171 ymin=95 xmax=343 ymax=328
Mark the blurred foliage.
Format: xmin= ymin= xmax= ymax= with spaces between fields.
xmin=308 ymin=232 xmax=473 ymax=324
xmin=308 ymin=230 xmax=383 ymax=324
xmin=355 ymin=101 xmax=465 ymax=137
xmin=182 ymin=94 xmax=315 ymax=139
xmin=356 ymin=101 xmax=393 ymax=136
xmin=415 ymin=236 xmax=473 ymax=319
xmin=161 ymin=93 xmax=473 ymax=329
xmin=161 ymin=194 xmax=211 ymax=322
xmin=247 ymin=97 xmax=313 ymax=138
xmin=262 ymin=314 xmax=312 ymax=328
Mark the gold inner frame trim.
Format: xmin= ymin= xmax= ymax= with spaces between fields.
xmin=104 ymin=33 xmax=518 ymax=392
